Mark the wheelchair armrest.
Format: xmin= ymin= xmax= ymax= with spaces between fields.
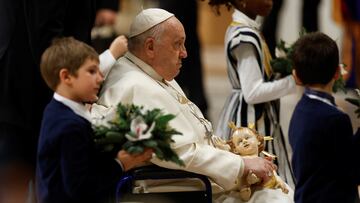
xmin=129 ymin=165 xmax=208 ymax=181
xmin=116 ymin=165 xmax=212 ymax=203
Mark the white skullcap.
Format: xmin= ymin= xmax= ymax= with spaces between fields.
xmin=129 ymin=8 xmax=174 ymax=38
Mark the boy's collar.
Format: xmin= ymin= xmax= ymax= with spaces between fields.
xmin=305 ymin=88 xmax=336 ymax=106
xmin=53 ymin=93 xmax=92 ymax=122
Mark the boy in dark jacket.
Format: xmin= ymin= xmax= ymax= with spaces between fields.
xmin=36 ymin=37 xmax=152 ymax=203
xmin=289 ymin=32 xmax=359 ymax=203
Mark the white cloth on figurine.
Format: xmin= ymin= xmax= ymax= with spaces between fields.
xmin=215 ymin=185 xmax=294 ymax=203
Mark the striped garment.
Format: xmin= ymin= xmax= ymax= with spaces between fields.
xmin=215 ymin=22 xmax=295 ymax=189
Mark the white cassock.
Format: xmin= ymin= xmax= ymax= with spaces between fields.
xmin=92 ymin=52 xmax=293 ymax=203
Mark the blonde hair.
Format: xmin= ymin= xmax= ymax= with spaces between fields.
xmin=40 ymin=37 xmax=99 ymax=91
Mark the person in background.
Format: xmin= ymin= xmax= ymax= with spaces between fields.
xmin=302 ymin=0 xmax=321 ymax=32
xmin=262 ymin=0 xmax=321 ymax=58
xmin=92 ymin=0 xmax=123 ymax=53
xmin=205 ymin=0 xmax=296 ymax=189
xmin=261 ymin=0 xmax=283 ymax=58
xmin=333 ymin=0 xmax=360 ymax=88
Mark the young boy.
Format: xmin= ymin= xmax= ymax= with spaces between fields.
xmin=289 ymin=32 xmax=359 ymax=203
xmin=36 ymin=37 xmax=153 ymax=203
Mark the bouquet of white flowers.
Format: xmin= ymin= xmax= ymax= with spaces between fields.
xmin=93 ymin=103 xmax=185 ymax=166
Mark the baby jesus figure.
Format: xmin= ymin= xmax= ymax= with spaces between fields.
xmin=213 ymin=123 xmax=291 ymax=202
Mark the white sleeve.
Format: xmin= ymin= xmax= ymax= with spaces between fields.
xmin=99 ymin=49 xmax=116 ymax=79
xmin=233 ymin=44 xmax=296 ymax=104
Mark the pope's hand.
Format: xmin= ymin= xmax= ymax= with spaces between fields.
xmin=242 ymin=157 xmax=277 ymax=184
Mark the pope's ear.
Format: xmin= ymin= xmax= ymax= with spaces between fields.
xmin=144 ymin=37 xmax=155 ymax=58
xmin=292 ymin=69 xmax=303 ymax=85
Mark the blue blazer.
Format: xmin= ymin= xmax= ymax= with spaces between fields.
xmin=289 ymin=91 xmax=359 ymax=203
xmin=36 ymin=99 xmax=123 ymax=203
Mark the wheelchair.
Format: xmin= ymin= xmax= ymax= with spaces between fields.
xmin=116 ymin=165 xmax=212 ymax=203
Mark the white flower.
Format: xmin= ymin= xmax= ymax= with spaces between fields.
xmin=125 ymin=116 xmax=154 ymax=141
xmin=355 ymin=89 xmax=360 ymax=97
xmin=91 ymin=107 xmax=116 ymax=127
xmin=275 ymin=47 xmax=287 ymax=58
xmin=339 ymin=63 xmax=348 ymax=75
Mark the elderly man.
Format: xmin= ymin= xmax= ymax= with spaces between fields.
xmin=92 ymin=8 xmax=275 ymax=197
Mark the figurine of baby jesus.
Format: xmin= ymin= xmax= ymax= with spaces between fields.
xmin=213 ymin=123 xmax=289 ymax=202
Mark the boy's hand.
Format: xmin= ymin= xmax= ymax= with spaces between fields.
xmin=116 ymin=148 xmax=153 ymax=171
xmin=109 ymin=35 xmax=128 ymax=60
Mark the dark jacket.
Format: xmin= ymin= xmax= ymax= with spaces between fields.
xmin=289 ymin=89 xmax=359 ymax=203
xmin=36 ymin=99 xmax=123 ymax=203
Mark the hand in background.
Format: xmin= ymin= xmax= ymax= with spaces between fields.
xmin=117 ymin=148 xmax=153 ymax=171
xmin=109 ymin=35 xmax=128 ymax=60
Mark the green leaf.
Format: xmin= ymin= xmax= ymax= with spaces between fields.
xmin=154 ymin=147 xmax=164 ymax=159
xmin=156 ymin=114 xmax=176 ymax=124
xmin=143 ymin=140 xmax=158 ymax=148
xmin=127 ymin=146 xmax=144 ymax=154
xmin=122 ymin=141 xmax=134 ymax=149
xmin=332 ymin=75 xmax=347 ymax=93
xmin=345 ymin=98 xmax=360 ymax=107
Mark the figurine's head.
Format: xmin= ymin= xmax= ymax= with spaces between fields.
xmin=228 ymin=123 xmax=264 ymax=156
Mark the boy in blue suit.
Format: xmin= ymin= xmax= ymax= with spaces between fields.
xmin=289 ymin=32 xmax=360 ymax=203
xmin=36 ymin=37 xmax=153 ymax=203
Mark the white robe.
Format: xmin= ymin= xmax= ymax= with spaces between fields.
xmin=92 ymin=52 xmax=244 ymax=193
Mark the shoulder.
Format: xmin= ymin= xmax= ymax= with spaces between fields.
xmin=226 ymin=26 xmax=262 ymax=62
xmin=101 ymin=58 xmax=155 ymax=92
xmin=97 ymin=69 xmax=168 ymax=110
xmin=226 ymin=26 xmax=261 ymax=49
xmin=40 ymin=106 xmax=91 ymax=152
xmin=102 ymin=70 xmax=161 ymax=97
xmin=292 ymin=94 xmax=351 ymax=129
xmin=42 ymin=99 xmax=90 ymax=131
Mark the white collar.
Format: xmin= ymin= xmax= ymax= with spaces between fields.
xmin=53 ymin=92 xmax=92 ymax=122
xmin=125 ymin=52 xmax=163 ymax=82
xmin=304 ymin=88 xmax=337 ymax=108
xmin=232 ymin=9 xmax=260 ymax=29
xmin=306 ymin=94 xmax=337 ymax=109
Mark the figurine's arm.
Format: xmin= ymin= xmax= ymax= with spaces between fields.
xmin=239 ymin=186 xmax=252 ymax=201
xmin=274 ymin=171 xmax=289 ymax=194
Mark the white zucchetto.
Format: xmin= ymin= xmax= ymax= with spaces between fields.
xmin=129 ymin=8 xmax=174 ymax=38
